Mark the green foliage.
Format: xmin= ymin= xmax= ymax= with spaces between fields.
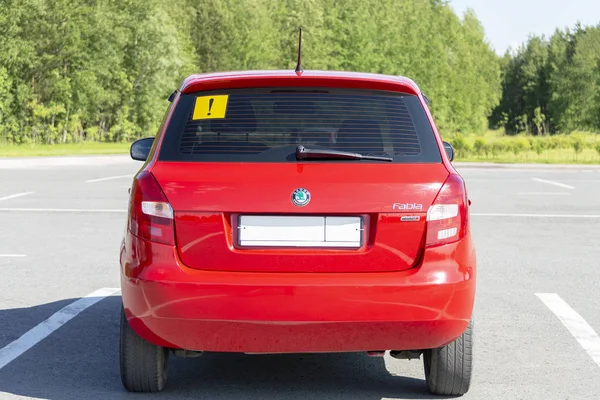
xmin=570 ymin=134 xmax=585 ymax=156
xmin=473 ymin=138 xmax=487 ymax=157
xmin=532 ymin=137 xmax=547 ymax=156
xmin=518 ymin=137 xmax=531 ymax=151
xmin=548 ymin=135 xmax=567 ymax=149
xmin=492 ymin=24 xmax=600 ymax=136
xmin=450 ymin=131 xmax=600 ymax=163
xmin=5 ymin=2 xmax=598 ymax=150
xmin=533 ymin=107 xmax=546 ymax=136
xmin=0 ymin=142 xmax=130 ymax=157
xmin=0 ymin=0 xmax=501 ymax=145
xmin=0 ymin=0 xmax=196 ymax=144
xmin=491 ymin=140 xmax=506 ymax=157
xmin=509 ymin=137 xmax=530 ymax=156
xmin=449 ymin=135 xmax=471 ymax=157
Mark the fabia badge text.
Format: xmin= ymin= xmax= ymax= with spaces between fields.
xmin=392 ymin=203 xmax=423 ymax=211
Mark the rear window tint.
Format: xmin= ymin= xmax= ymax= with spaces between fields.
xmin=159 ymin=88 xmax=441 ymax=163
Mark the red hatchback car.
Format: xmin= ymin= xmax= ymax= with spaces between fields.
xmin=120 ymin=69 xmax=476 ymax=396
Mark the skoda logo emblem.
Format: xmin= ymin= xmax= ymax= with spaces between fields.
xmin=291 ymin=188 xmax=311 ymax=207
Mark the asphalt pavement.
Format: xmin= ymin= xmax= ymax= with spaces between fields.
xmin=1 ymin=156 xmax=599 ymax=399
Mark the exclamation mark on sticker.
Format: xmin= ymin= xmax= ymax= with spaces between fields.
xmin=207 ymin=98 xmax=214 ymax=116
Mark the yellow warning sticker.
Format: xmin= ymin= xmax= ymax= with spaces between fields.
xmin=192 ymin=95 xmax=229 ymax=120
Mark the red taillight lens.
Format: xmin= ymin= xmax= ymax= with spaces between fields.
xmin=128 ymin=171 xmax=175 ymax=245
xmin=426 ymin=174 xmax=468 ymax=247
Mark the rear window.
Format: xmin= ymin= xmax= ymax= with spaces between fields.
xmin=159 ymin=88 xmax=442 ymax=163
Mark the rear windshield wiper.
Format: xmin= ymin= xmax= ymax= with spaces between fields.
xmin=295 ymin=145 xmax=393 ymax=162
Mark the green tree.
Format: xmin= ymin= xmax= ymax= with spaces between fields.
xmin=494 ymin=24 xmax=600 ymax=136
xmin=491 ymin=35 xmax=551 ymax=135
xmin=533 ymin=106 xmax=546 ymax=135
xmin=571 ymin=135 xmax=585 ymax=158
xmin=548 ymin=25 xmax=600 ymax=132
xmin=0 ymin=0 xmax=504 ymax=145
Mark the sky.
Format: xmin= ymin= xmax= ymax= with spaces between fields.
xmin=450 ymin=0 xmax=600 ymax=55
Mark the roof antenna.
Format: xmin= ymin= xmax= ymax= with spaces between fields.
xmin=294 ymin=27 xmax=303 ymax=76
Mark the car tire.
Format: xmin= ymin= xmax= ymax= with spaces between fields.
xmin=119 ymin=305 xmax=169 ymax=392
xmin=423 ymin=319 xmax=473 ymax=396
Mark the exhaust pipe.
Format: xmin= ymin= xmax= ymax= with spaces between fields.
xmin=390 ymin=350 xmax=422 ymax=360
xmin=172 ymin=349 xmax=203 ymax=358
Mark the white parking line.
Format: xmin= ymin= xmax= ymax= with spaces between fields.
xmin=0 ymin=288 xmax=120 ymax=370
xmin=472 ymin=213 xmax=600 ymax=218
xmin=85 ymin=175 xmax=132 ymax=183
xmin=536 ymin=293 xmax=600 ymax=368
xmin=517 ymin=192 xmax=572 ymax=196
xmin=0 ymin=208 xmax=126 ymax=213
xmin=0 ymin=254 xmax=26 ymax=258
xmin=0 ymin=192 xmax=34 ymax=202
xmin=532 ymin=178 xmax=575 ymax=189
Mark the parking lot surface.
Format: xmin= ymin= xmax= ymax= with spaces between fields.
xmin=1 ymin=157 xmax=599 ymax=399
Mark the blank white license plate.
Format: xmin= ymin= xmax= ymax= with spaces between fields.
xmin=238 ymin=216 xmax=363 ymax=248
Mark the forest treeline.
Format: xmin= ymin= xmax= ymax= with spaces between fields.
xmin=491 ymin=24 xmax=600 ymax=135
xmin=0 ymin=0 xmax=598 ymax=145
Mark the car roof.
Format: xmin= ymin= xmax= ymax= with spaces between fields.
xmin=179 ymin=70 xmax=422 ymax=96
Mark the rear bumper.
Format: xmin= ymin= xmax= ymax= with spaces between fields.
xmin=120 ymin=232 xmax=476 ymax=353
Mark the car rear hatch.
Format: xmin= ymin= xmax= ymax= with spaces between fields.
xmin=152 ymin=85 xmax=448 ymax=273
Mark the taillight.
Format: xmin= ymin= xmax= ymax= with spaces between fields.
xmin=128 ymin=171 xmax=175 ymax=245
xmin=426 ymin=174 xmax=468 ymax=247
